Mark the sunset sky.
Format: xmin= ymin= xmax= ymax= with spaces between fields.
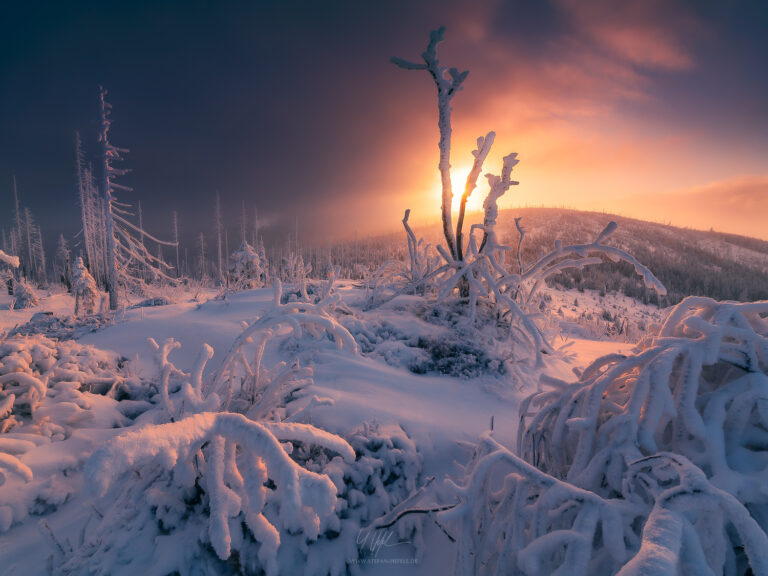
xmin=1 ymin=0 xmax=767 ymax=244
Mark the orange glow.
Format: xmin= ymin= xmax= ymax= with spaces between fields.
xmin=428 ymin=165 xmax=487 ymax=216
xmin=311 ymin=5 xmax=768 ymax=243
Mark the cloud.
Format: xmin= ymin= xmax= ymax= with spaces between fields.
xmin=601 ymin=175 xmax=768 ymax=240
xmin=558 ymin=0 xmax=699 ymax=71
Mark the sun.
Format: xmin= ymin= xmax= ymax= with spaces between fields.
xmin=431 ymin=165 xmax=487 ymax=215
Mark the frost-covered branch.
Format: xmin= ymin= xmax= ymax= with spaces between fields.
xmin=392 ymin=26 xmax=469 ymax=260
xmin=456 ymin=132 xmax=495 ymax=261
xmin=515 ymin=220 xmax=666 ymax=306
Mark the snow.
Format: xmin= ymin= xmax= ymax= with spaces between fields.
xmin=1 ymin=279 xmax=765 ymax=575
xmin=0 ymin=250 xmax=19 ymax=269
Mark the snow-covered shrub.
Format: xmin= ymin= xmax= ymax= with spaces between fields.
xmin=409 ymin=334 xmax=507 ymax=378
xmin=368 ymin=209 xmax=440 ymax=305
xmin=0 ymin=334 xmax=144 ymax=533
xmin=519 ymin=297 xmax=768 ymax=499
xmin=72 ymin=256 xmax=99 ymax=316
xmin=208 ymin=279 xmax=358 ymax=409
xmin=0 ymin=334 xmax=141 ymax=433
xmin=9 ymin=312 xmax=109 ymax=340
xmin=390 ymin=29 xmax=665 ymax=367
xmin=443 ymin=297 xmax=768 ymax=575
xmin=11 ymin=278 xmax=38 ymax=308
xmin=65 ymin=414 xmax=423 ymax=576
xmin=146 ymin=337 xmax=220 ymax=421
xmin=67 ymin=412 xmax=355 ymax=575
xmin=443 ymin=433 xmax=768 ymax=576
xmin=296 ymin=421 xmax=425 ymax=568
xmin=229 ymin=241 xmax=265 ymax=290
xmin=129 ymin=296 xmax=171 ymax=309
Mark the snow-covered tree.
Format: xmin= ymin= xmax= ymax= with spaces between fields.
xmin=11 ymin=278 xmax=38 ymax=308
xmin=171 ymin=210 xmax=180 ymax=279
xmin=5 ymin=178 xmax=47 ymax=286
xmin=392 ymin=27 xmax=469 ymax=261
xmin=197 ymin=231 xmax=207 ymax=280
xmin=72 ymin=256 xmax=99 ymax=316
xmin=55 ymin=234 xmax=71 ymax=288
xmin=75 ymin=132 xmax=108 ymax=288
xmin=97 ymin=87 xmax=178 ymax=309
xmin=0 ymin=249 xmax=19 ymax=296
xmin=229 ymin=241 xmax=265 ymax=290
xmin=389 ymin=29 xmax=665 ymax=366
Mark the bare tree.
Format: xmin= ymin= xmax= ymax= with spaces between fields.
xmin=392 ymin=27 xmax=469 ymax=261
xmin=56 ymin=233 xmax=71 ymax=288
xmin=98 ymin=86 xmax=178 ymax=309
xmin=198 ymin=232 xmax=207 ymax=280
xmin=215 ymin=192 xmax=223 ymax=285
xmin=172 ymin=211 xmax=180 ymax=278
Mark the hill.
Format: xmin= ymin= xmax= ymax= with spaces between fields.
xmin=341 ymin=207 xmax=768 ymax=306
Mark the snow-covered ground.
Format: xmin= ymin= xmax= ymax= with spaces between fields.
xmin=3 ymin=283 xmax=765 ymax=575
xmin=0 ymin=284 xmax=637 ymax=574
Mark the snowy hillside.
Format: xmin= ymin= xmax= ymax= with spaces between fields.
xmin=322 ymin=208 xmax=768 ymax=306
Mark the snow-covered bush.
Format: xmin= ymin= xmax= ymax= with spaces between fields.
xmin=297 ymin=421 xmax=425 ymax=568
xmin=443 ymin=433 xmax=768 ymax=576
xmin=229 ymin=241 xmax=265 ymax=290
xmin=368 ymin=209 xmax=440 ymax=305
xmin=443 ymin=297 xmax=768 ymax=575
xmin=73 ymin=412 xmax=355 ymax=575
xmin=8 ymin=312 xmax=110 ymax=340
xmin=389 ymin=29 xmax=665 ymax=368
xmin=208 ymin=279 xmax=358 ymax=409
xmin=0 ymin=334 xmax=144 ymax=533
xmin=72 ymin=256 xmax=99 ymax=316
xmin=0 ymin=334 xmax=140 ymax=432
xmin=65 ymin=414 xmax=423 ymax=576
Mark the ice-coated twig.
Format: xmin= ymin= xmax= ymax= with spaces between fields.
xmin=457 ymin=132 xmax=495 ymax=261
